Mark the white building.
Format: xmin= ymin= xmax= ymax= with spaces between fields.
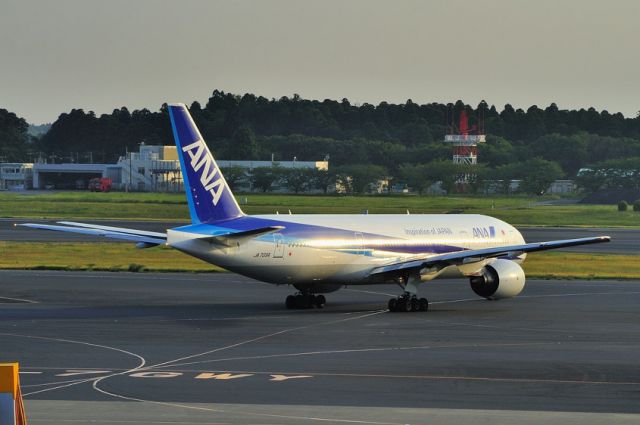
xmin=116 ymin=145 xmax=329 ymax=192
xmin=117 ymin=144 xmax=182 ymax=192
xmin=217 ymin=159 xmax=328 ymax=171
xmin=0 ymin=163 xmax=33 ymax=190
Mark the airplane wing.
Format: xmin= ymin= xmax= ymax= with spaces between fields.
xmin=17 ymin=222 xmax=167 ymax=248
xmin=370 ymin=236 xmax=611 ymax=276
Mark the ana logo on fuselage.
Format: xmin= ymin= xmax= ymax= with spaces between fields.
xmin=182 ymin=139 xmax=225 ymax=206
xmin=472 ymin=226 xmax=496 ymax=239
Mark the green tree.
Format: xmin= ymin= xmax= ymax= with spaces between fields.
xmin=283 ymin=168 xmax=313 ymax=194
xmin=461 ymin=163 xmax=488 ymax=194
xmin=0 ymin=109 xmax=30 ymax=161
xmin=577 ymin=157 xmax=640 ymax=191
xmin=219 ymin=165 xmax=247 ymax=191
xmin=228 ymin=126 xmax=257 ymax=160
xmin=575 ymin=168 xmax=606 ymax=193
xmin=479 ymin=135 xmax=516 ymax=167
xmin=519 ymin=158 xmax=563 ymax=195
xmin=311 ymin=169 xmax=336 ymax=194
xmin=398 ymin=163 xmax=433 ymax=195
xmin=489 ymin=163 xmax=523 ymax=194
xmin=531 ymin=133 xmax=586 ymax=176
xmin=425 ymin=160 xmax=461 ymax=194
xmin=250 ymin=166 xmax=282 ymax=192
xmin=336 ymin=164 xmax=387 ymax=194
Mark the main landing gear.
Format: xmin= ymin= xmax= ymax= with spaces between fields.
xmin=388 ymin=295 xmax=428 ymax=312
xmin=285 ymin=292 xmax=326 ymax=310
xmin=388 ymin=274 xmax=429 ymax=312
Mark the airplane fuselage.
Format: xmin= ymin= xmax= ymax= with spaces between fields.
xmin=167 ymin=214 xmax=526 ymax=288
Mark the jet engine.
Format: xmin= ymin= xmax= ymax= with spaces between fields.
xmin=469 ymin=259 xmax=525 ymax=300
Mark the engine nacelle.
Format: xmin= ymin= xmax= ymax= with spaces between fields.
xmin=469 ymin=259 xmax=525 ymax=300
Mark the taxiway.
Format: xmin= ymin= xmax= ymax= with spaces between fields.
xmin=0 ymin=271 xmax=639 ymax=424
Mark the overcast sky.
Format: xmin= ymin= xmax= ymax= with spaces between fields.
xmin=1 ymin=0 xmax=639 ymax=124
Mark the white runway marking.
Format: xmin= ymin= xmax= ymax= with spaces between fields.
xmin=135 ymin=309 xmax=386 ymax=372
xmin=0 ymin=296 xmax=38 ymax=303
xmin=90 ymin=308 xmax=400 ymax=424
xmin=162 ymin=315 xmax=290 ymax=322
xmin=152 ymin=341 xmax=555 ymax=370
xmin=90 ymin=382 xmax=404 ymax=425
xmin=27 ymin=420 xmax=232 ymax=424
xmin=344 ymin=288 xmax=397 ymax=297
xmin=22 ymin=377 xmax=98 ymax=389
xmin=0 ymin=332 xmax=147 ymax=396
xmin=519 ymin=290 xmax=640 ymax=299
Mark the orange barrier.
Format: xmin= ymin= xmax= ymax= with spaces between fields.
xmin=0 ymin=363 xmax=27 ymax=425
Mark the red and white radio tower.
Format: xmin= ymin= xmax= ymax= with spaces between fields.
xmin=444 ymin=109 xmax=485 ymax=165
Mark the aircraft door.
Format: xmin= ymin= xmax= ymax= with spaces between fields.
xmin=273 ymin=233 xmax=285 ymax=258
xmin=354 ymin=232 xmax=365 ymax=255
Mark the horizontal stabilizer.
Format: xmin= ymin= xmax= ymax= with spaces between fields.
xmin=194 ymin=225 xmax=285 ymax=246
xmin=18 ymin=223 xmax=166 ymax=247
xmin=57 ymin=221 xmax=167 ymax=238
xmin=371 ymin=236 xmax=611 ymax=276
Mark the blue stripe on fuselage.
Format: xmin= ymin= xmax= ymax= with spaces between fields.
xmin=172 ymin=216 xmax=467 ymax=255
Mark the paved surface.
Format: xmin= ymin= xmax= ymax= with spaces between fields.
xmin=1 ymin=271 xmax=639 ymax=424
xmin=1 ymin=219 xmax=635 ymax=254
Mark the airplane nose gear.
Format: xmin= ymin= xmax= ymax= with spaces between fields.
xmin=388 ymin=274 xmax=428 ymax=312
xmin=285 ymin=293 xmax=326 ymax=309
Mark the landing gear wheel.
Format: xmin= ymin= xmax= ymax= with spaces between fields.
xmin=388 ymin=298 xmax=397 ymax=312
xmin=394 ymin=298 xmax=411 ymax=312
xmin=410 ymin=298 xmax=419 ymax=312
xmin=285 ymin=295 xmax=296 ymax=309
xmin=419 ymin=298 xmax=429 ymax=312
xmin=286 ymin=293 xmax=326 ymax=309
xmin=388 ymin=295 xmax=429 ymax=313
xmin=403 ymin=298 xmax=412 ymax=312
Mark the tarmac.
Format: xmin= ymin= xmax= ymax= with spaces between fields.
xmin=1 ymin=270 xmax=639 ymax=424
xmin=1 ymin=218 xmax=636 ymax=254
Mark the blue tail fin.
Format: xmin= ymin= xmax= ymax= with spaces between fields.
xmin=168 ymin=103 xmax=244 ymax=223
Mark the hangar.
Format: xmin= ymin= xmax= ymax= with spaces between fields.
xmin=32 ymin=163 xmax=120 ymax=190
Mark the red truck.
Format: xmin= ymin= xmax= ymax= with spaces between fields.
xmin=88 ymin=177 xmax=112 ymax=192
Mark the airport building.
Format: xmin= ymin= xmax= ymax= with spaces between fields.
xmin=0 ymin=163 xmax=33 ymax=190
xmin=4 ymin=144 xmax=328 ymax=192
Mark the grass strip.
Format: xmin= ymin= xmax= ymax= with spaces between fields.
xmin=1 ymin=192 xmax=639 ymax=227
xmin=0 ymin=241 xmax=223 ymax=273
xmin=0 ymin=242 xmax=638 ymax=279
xmin=522 ymin=252 xmax=640 ymax=280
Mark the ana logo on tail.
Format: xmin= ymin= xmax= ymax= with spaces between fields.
xmin=182 ymin=139 xmax=225 ymax=206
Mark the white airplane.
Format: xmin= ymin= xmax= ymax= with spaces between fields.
xmin=20 ymin=104 xmax=610 ymax=311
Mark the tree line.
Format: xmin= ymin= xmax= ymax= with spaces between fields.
xmin=2 ymin=91 xmax=640 ymax=194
